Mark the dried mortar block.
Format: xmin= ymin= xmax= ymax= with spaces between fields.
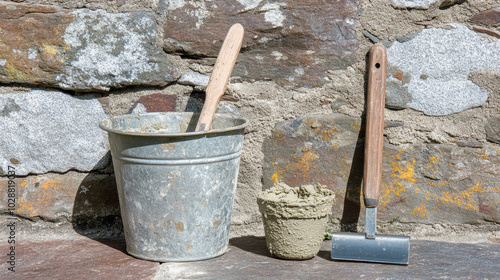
xmin=257 ymin=182 xmax=335 ymax=260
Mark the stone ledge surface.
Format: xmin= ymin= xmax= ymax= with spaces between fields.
xmin=157 ymin=237 xmax=500 ymax=279
xmin=2 ymin=237 xmax=499 ymax=279
xmin=1 ymin=238 xmax=158 ymax=280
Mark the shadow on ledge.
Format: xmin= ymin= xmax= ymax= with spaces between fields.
xmin=71 ymin=152 xmax=124 ymax=244
xmin=229 ymin=236 xmax=273 ymax=258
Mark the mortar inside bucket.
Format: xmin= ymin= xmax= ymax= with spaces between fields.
xmin=99 ymin=112 xmax=248 ymax=262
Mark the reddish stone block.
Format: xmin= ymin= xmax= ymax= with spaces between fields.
xmin=0 ymin=3 xmax=179 ymax=91
xmin=0 ymin=3 xmax=71 ymax=84
xmin=136 ymin=93 xmax=177 ymax=112
xmin=469 ymin=7 xmax=500 ymax=26
xmin=0 ymin=172 xmax=119 ymax=223
xmin=162 ymin=0 xmax=359 ymax=86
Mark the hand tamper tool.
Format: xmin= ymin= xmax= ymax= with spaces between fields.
xmin=330 ymin=43 xmax=410 ymax=265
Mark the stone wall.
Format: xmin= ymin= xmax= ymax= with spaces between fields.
xmin=0 ymin=0 xmax=499 ymax=239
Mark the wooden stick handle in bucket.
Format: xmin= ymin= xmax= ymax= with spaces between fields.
xmin=195 ymin=24 xmax=244 ymax=132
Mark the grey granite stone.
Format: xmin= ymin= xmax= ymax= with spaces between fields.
xmin=387 ymin=24 xmax=500 ymax=115
xmin=178 ymin=70 xmax=210 ymax=87
xmin=392 ymin=0 xmax=439 ymax=9
xmin=0 ymin=90 xmax=108 ymax=175
xmin=392 ymin=0 xmax=464 ymax=9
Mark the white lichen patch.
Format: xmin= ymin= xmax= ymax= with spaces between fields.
xmin=164 ymin=0 xmax=212 ymax=28
xmin=236 ymin=0 xmax=262 ymax=11
xmin=271 ymin=51 xmax=283 ymax=60
xmin=392 ymin=0 xmax=438 ymax=9
xmin=294 ymin=68 xmax=305 ymax=76
xmin=164 ymin=0 xmax=187 ymax=10
xmin=388 ymin=24 xmax=500 ymax=116
xmin=57 ymin=9 xmax=159 ymax=91
xmin=28 ymin=48 xmax=37 ymax=60
xmin=260 ymin=3 xmax=286 ymax=27
xmin=258 ymin=37 xmax=272 ymax=43
xmin=184 ymin=0 xmax=211 ymax=29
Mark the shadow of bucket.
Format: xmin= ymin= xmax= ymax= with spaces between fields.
xmin=99 ymin=112 xmax=248 ymax=262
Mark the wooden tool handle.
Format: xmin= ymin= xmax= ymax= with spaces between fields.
xmin=195 ymin=23 xmax=244 ymax=132
xmin=363 ymin=43 xmax=387 ymax=208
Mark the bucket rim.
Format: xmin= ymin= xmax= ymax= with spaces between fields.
xmin=99 ymin=112 xmax=249 ymax=137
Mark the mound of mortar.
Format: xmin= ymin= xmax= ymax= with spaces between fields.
xmin=257 ymin=183 xmax=335 ymax=259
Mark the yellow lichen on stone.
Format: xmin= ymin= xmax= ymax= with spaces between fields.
xmin=435 ymin=182 xmax=488 ymax=210
xmin=320 ymin=127 xmax=336 ymax=142
xmin=380 ymin=150 xmax=416 ymax=207
xmin=271 ymin=168 xmax=286 ymax=184
xmin=13 ymin=177 xmax=74 ymax=218
xmin=4 ymin=61 xmax=32 ymax=81
xmin=350 ymin=121 xmax=361 ymax=131
xmin=40 ymin=178 xmax=62 ymax=190
xmin=293 ymin=150 xmax=318 ymax=173
xmin=475 ymin=149 xmax=488 ymax=159
xmin=271 ymin=172 xmax=279 ymax=183
xmin=17 ymin=198 xmax=37 ymax=216
xmin=429 ymin=156 xmax=439 ymax=165
xmin=410 ymin=204 xmax=427 ymax=217
xmin=43 ymin=44 xmax=59 ymax=56
xmin=390 ymin=159 xmax=417 ymax=184
xmin=16 ymin=179 xmax=38 ymax=216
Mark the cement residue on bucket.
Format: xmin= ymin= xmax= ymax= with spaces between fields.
xmin=257 ymin=182 xmax=335 ymax=219
xmin=100 ymin=112 xmax=249 ymax=261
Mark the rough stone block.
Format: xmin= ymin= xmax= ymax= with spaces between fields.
xmin=0 ymin=172 xmax=120 ymax=223
xmin=392 ymin=0 xmax=438 ymax=9
xmin=0 ymin=3 xmax=179 ymax=91
xmin=263 ymin=113 xmax=362 ymax=189
xmin=485 ymin=116 xmax=500 ymax=144
xmin=162 ymin=0 xmax=359 ymax=86
xmin=131 ymin=93 xmax=177 ymax=113
xmin=386 ymin=24 xmax=500 ymax=115
xmin=0 ymin=90 xmax=108 ymax=175
xmin=392 ymin=0 xmax=463 ymax=9
xmin=263 ymin=114 xmax=500 ymax=225
xmin=178 ymin=70 xmax=210 ymax=87
xmin=469 ymin=7 xmax=500 ymax=26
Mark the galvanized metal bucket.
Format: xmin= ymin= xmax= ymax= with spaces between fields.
xmin=99 ymin=112 xmax=248 ymax=262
